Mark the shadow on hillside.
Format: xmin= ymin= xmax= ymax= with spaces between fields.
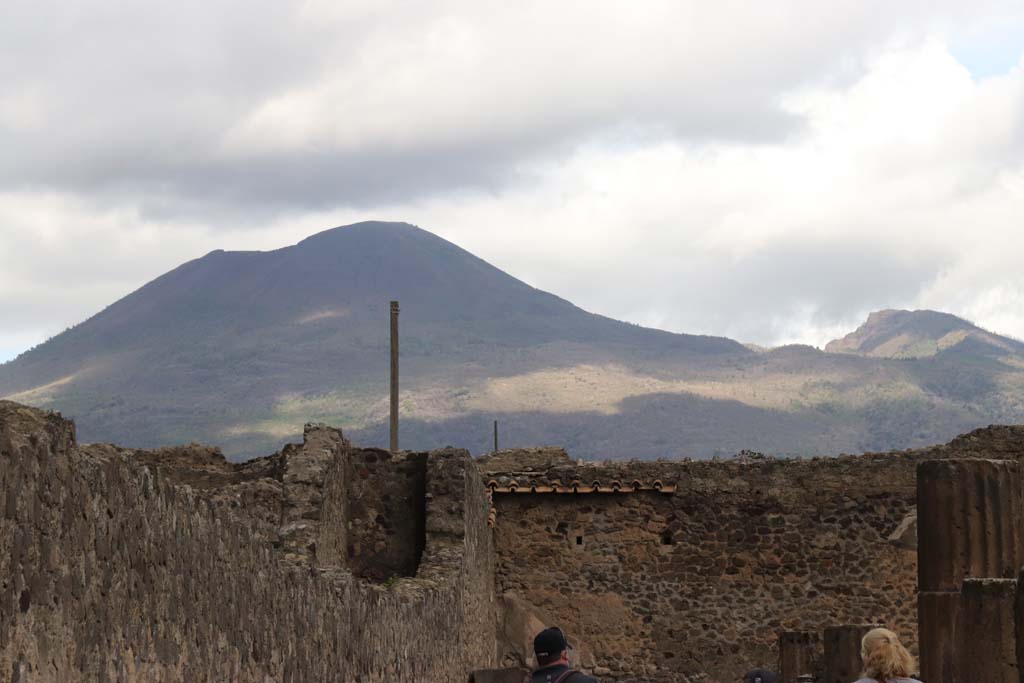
xmin=347 ymin=390 xmax=983 ymax=461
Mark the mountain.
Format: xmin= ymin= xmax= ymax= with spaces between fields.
xmin=3 ymin=221 xmax=1023 ymax=460
xmin=825 ymin=309 xmax=1024 ymax=359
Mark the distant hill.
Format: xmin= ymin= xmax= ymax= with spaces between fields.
xmin=825 ymin=309 xmax=1024 ymax=359
xmin=2 ymin=221 xmax=1023 ymax=460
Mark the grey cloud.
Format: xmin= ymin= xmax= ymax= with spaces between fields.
xmin=0 ymin=92 xmax=800 ymax=221
xmin=0 ymin=281 xmax=134 ymax=336
xmin=0 ymin=1 xmax=964 ymax=213
xmin=2 ymin=0 xmax=1021 ymax=361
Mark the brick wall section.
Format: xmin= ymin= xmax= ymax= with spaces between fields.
xmin=343 ymin=449 xmax=427 ymax=581
xmin=318 ymin=445 xmax=349 ymax=569
xmin=278 ymin=423 xmax=348 ymax=564
xmin=0 ymin=401 xmax=495 ymax=682
xmin=484 ymin=427 xmax=1024 ymax=683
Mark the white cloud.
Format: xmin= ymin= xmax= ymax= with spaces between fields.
xmin=0 ymin=191 xmax=333 ymax=351
xmin=371 ymin=39 xmax=1024 ymax=346
xmin=1 ymin=2 xmax=1023 ymax=353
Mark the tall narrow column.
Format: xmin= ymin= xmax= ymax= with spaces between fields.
xmin=493 ymin=420 xmax=498 ymax=453
xmin=955 ymin=578 xmax=1018 ymax=682
xmin=917 ymin=459 xmax=1023 ymax=683
xmin=390 ymin=300 xmax=400 ymax=453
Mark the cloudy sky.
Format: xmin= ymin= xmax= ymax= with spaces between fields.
xmin=2 ymin=1 xmax=1024 ymax=362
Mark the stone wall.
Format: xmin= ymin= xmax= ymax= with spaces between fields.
xmin=5 ymin=394 xmax=1024 ymax=683
xmin=484 ymin=427 xmax=1024 ymax=683
xmin=0 ymin=400 xmax=496 ymax=682
xmin=343 ymin=448 xmax=427 ymax=582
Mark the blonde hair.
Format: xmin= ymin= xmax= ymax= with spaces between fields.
xmin=861 ymin=627 xmax=916 ymax=680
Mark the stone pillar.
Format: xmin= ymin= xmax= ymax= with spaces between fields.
xmin=917 ymin=459 xmax=1023 ymax=683
xmin=917 ymin=592 xmax=959 ymax=683
xmin=954 ymin=578 xmax=1017 ymax=683
xmin=778 ymin=631 xmax=821 ymax=683
xmin=823 ymin=625 xmax=879 ymax=683
xmin=918 ymin=460 xmax=1023 ymax=592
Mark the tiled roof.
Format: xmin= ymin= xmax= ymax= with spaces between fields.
xmin=486 ymin=478 xmax=675 ymax=494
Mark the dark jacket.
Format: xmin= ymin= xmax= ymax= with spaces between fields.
xmin=531 ymin=664 xmax=598 ymax=683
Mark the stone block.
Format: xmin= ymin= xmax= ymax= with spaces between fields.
xmin=470 ymin=668 xmax=529 ymax=683
xmin=823 ymin=625 xmax=880 ymax=683
xmin=918 ymin=591 xmax=959 ymax=683
xmin=778 ymin=631 xmax=821 ymax=683
xmin=955 ymin=578 xmax=1017 ymax=683
xmin=917 ymin=459 xmax=1023 ymax=593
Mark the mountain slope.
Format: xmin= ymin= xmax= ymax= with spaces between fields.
xmin=0 ymin=221 xmax=752 ymax=456
xmin=3 ymin=222 xmax=1023 ymax=460
xmin=4 ymin=222 xmax=740 ymax=375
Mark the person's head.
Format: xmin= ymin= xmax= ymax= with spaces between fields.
xmin=533 ymin=627 xmax=571 ymax=667
xmin=743 ymin=669 xmax=777 ymax=683
xmin=861 ymin=627 xmax=916 ymax=679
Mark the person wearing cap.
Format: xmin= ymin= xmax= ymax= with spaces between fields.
xmin=743 ymin=669 xmax=777 ymax=683
xmin=531 ymin=627 xmax=598 ymax=683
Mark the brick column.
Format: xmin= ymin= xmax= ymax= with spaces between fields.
xmin=954 ymin=578 xmax=1018 ymax=683
xmin=823 ymin=625 xmax=879 ymax=683
xmin=778 ymin=631 xmax=821 ymax=683
xmin=917 ymin=459 xmax=1023 ymax=683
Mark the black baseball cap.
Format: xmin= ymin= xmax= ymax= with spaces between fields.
xmin=534 ymin=627 xmax=572 ymax=657
xmin=743 ymin=669 xmax=777 ymax=683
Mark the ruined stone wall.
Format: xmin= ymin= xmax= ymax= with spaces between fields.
xmin=343 ymin=449 xmax=427 ymax=582
xmin=5 ymin=395 xmax=1022 ymax=683
xmin=484 ymin=428 xmax=1024 ymax=683
xmin=0 ymin=401 xmax=496 ymax=682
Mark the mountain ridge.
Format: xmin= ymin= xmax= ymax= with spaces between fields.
xmin=825 ymin=308 xmax=1024 ymax=359
xmin=3 ymin=221 xmax=1023 ymax=460
xmin=0 ymin=221 xmax=743 ymax=390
